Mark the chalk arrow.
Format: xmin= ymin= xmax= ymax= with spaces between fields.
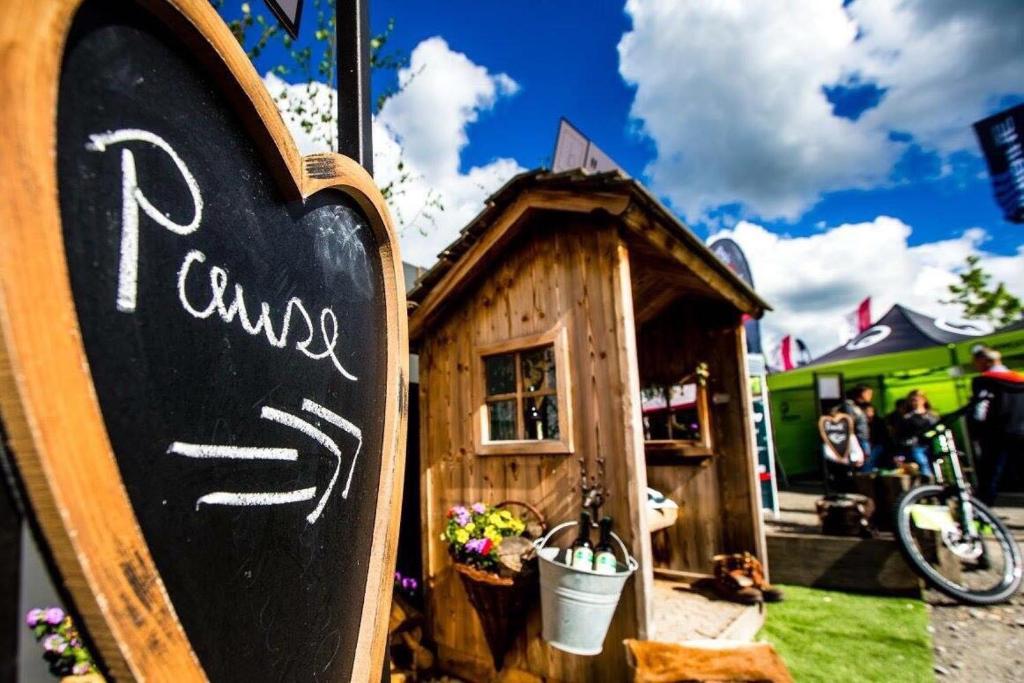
xmin=167 ymin=443 xmax=299 ymax=461
xmin=259 ymin=405 xmax=345 ymax=524
xmin=301 ymin=399 xmax=363 ymax=500
xmin=194 ymin=488 xmax=316 ymax=510
xmin=166 ymin=398 xmax=361 ymax=524
xmin=167 ymin=441 xmax=315 ymax=511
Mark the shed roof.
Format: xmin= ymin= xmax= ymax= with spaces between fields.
xmin=407 ymin=169 xmax=770 ymax=342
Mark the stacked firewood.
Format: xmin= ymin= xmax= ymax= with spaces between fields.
xmin=389 ymin=593 xmax=434 ymax=681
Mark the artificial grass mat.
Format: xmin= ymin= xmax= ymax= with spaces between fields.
xmin=757 ymin=585 xmax=933 ymax=682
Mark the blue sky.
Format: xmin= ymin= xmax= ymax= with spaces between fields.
xmin=224 ymin=0 xmax=1024 ymax=355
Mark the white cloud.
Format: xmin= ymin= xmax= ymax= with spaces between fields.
xmin=265 ymin=37 xmax=525 ymax=268
xmin=618 ymin=0 xmax=1024 ymax=222
xmin=378 ymin=37 xmax=519 ymax=180
xmin=711 ymin=219 xmax=1024 ymax=357
xmin=850 ymin=0 xmax=1024 ymax=152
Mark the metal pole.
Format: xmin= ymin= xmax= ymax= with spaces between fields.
xmin=336 ymin=0 xmax=373 ymax=175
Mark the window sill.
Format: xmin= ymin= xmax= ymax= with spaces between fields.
xmin=477 ymin=440 xmax=573 ymax=456
xmin=644 ymin=440 xmax=714 ymax=462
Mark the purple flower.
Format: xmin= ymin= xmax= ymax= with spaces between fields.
xmin=452 ymin=505 xmax=471 ymax=526
xmin=42 ymin=634 xmax=67 ymax=654
xmin=465 ymin=538 xmax=494 ymax=555
xmin=471 ymin=502 xmax=486 ymax=514
xmin=25 ymin=608 xmax=45 ymax=627
xmin=44 ymin=607 xmax=65 ymax=625
xmin=394 ymin=571 xmax=402 ymax=582
xmin=72 ymin=662 xmax=91 ymax=675
xmin=402 ymin=577 xmax=418 ymax=591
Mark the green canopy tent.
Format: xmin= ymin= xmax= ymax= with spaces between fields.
xmin=767 ymin=305 xmax=1024 ymax=476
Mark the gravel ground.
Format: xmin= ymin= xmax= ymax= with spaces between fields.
xmin=928 ymin=588 xmax=1024 ymax=681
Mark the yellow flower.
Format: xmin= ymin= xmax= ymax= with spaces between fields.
xmin=465 ymin=522 xmax=476 ymax=532
xmin=455 ymin=529 xmax=469 ymax=544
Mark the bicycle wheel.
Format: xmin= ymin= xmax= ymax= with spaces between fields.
xmin=895 ymin=484 xmax=1022 ymax=605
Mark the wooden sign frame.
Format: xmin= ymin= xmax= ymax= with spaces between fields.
xmin=818 ymin=413 xmax=855 ymax=464
xmin=0 ymin=0 xmax=407 ymax=680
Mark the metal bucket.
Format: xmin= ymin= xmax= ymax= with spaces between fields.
xmin=533 ymin=521 xmax=639 ymax=656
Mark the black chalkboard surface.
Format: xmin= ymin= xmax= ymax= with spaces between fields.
xmin=57 ymin=1 xmax=385 ymax=679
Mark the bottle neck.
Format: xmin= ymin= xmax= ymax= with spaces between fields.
xmin=575 ymin=514 xmax=591 ymax=543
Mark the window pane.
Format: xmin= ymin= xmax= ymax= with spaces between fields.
xmin=641 ymin=385 xmax=670 ymax=439
xmin=484 ymin=354 xmax=516 ymax=396
xmin=521 ymin=345 xmax=556 ymax=393
xmin=523 ymin=395 xmax=559 ymax=440
xmin=488 ymin=400 xmax=517 ymax=441
xmin=642 ymin=383 xmax=703 ymax=441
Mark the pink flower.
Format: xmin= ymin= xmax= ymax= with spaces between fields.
xmin=44 ymin=607 xmax=65 ymax=625
xmin=471 ymin=502 xmax=486 ymax=514
xmin=72 ymin=662 xmax=91 ymax=675
xmin=25 ymin=608 xmax=45 ymax=627
xmin=42 ymin=634 xmax=67 ymax=654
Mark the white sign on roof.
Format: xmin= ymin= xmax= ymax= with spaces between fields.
xmin=551 ymin=118 xmax=623 ymax=175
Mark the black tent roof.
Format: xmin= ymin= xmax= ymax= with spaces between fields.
xmin=808 ymin=305 xmax=999 ymax=366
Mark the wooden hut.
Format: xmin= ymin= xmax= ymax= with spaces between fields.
xmin=408 ymin=170 xmax=771 ymax=682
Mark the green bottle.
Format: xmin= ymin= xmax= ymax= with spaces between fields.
xmin=593 ymin=516 xmax=618 ymax=574
xmin=570 ymin=511 xmax=594 ymax=569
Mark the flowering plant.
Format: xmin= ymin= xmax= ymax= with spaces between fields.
xmin=394 ymin=570 xmax=420 ymax=598
xmin=443 ymin=502 xmax=527 ymax=571
xmin=25 ymin=606 xmax=97 ymax=677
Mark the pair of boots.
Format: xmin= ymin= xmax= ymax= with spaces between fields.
xmin=712 ymin=552 xmax=783 ymax=604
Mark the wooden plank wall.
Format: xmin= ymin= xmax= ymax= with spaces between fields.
xmin=418 ymin=214 xmax=648 ymax=683
xmin=636 ymin=299 xmax=765 ymax=574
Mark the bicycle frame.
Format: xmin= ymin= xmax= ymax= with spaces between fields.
xmin=923 ymin=420 xmax=979 ymax=542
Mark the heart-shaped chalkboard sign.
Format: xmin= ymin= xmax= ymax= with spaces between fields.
xmin=0 ymin=1 xmax=406 ymax=680
xmin=818 ymin=414 xmax=855 ymax=464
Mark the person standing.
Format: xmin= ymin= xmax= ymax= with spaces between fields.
xmin=865 ymin=404 xmax=892 ymax=470
xmin=969 ymin=345 xmax=1024 ymax=506
xmin=897 ymin=390 xmax=938 ymax=478
xmin=838 ymin=384 xmax=877 ymax=469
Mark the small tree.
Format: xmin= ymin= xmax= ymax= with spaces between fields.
xmin=942 ymin=255 xmax=1022 ymax=327
xmin=212 ymin=1 xmax=443 ymax=228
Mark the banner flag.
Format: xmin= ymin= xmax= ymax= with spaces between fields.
xmin=840 ymin=296 xmax=872 ymax=342
xmin=708 ymin=237 xmax=764 ymax=356
xmin=973 ymin=103 xmax=1024 ymax=224
xmin=779 ymin=335 xmax=793 ymax=371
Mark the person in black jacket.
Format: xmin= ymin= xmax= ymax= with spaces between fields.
xmin=969 ymin=345 xmax=1024 ymax=505
xmin=837 ymin=384 xmax=874 ymax=468
xmin=897 ymin=390 xmax=938 ymax=478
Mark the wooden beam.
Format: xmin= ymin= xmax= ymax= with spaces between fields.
xmin=619 ymin=204 xmax=765 ymax=316
xmin=632 ymin=285 xmax=680 ymax=326
xmin=611 ymin=238 xmax=654 ymax=640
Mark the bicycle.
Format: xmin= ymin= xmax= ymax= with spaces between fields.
xmin=894 ymin=406 xmax=1022 ymax=605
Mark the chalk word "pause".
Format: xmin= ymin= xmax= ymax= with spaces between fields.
xmin=86 ymin=128 xmax=357 ymax=381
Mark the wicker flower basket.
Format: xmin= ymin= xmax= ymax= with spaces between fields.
xmin=455 ymin=561 xmax=538 ymax=670
xmin=452 ymin=500 xmax=544 ymax=670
